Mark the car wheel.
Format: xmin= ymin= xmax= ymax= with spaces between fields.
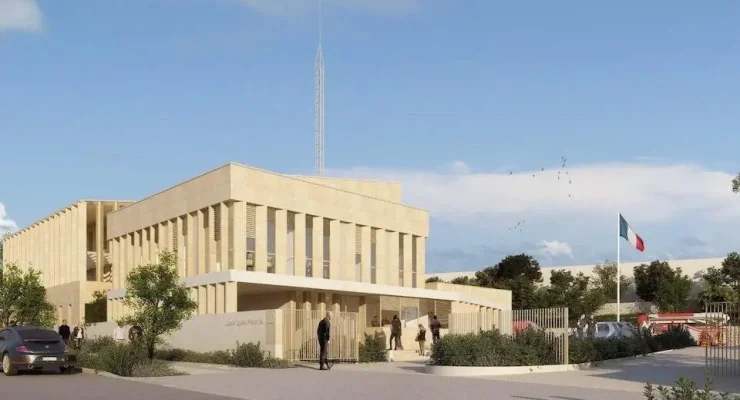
xmin=2 ymin=353 xmax=18 ymax=376
xmin=59 ymin=367 xmax=69 ymax=374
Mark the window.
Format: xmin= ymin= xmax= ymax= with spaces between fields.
xmin=370 ymin=229 xmax=377 ymax=284
xmin=214 ymin=205 xmax=221 ymax=241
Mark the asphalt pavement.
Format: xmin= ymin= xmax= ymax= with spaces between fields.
xmin=0 ymin=370 xmax=240 ymax=400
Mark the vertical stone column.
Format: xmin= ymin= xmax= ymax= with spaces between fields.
xmin=329 ymin=219 xmax=340 ymax=280
xmin=216 ymin=283 xmax=225 ymax=314
xmin=142 ymin=227 xmax=151 ymax=265
xmin=359 ymin=296 xmax=367 ymax=329
xmin=294 ymin=213 xmax=306 ymax=277
xmin=219 ymin=203 xmax=229 ymax=271
xmin=375 ymin=229 xmax=386 ymax=285
xmin=231 ymin=202 xmax=247 ymax=270
xmin=387 ymin=231 xmax=399 ymax=286
xmin=318 ymin=293 xmax=327 ymax=316
xmin=198 ymin=286 xmax=207 ymax=315
xmin=197 ymin=209 xmax=207 ymax=275
xmin=127 ymin=233 xmax=135 ymax=287
xmin=416 ymin=236 xmax=426 ymax=289
xmin=77 ymin=202 xmax=87 ymax=282
xmin=403 ymin=234 xmax=412 ymax=288
xmin=274 ymin=209 xmax=287 ymax=275
xmin=176 ymin=217 xmax=185 ymax=275
xmin=186 ymin=213 xmax=195 ymax=276
xmin=96 ymin=201 xmax=104 ymax=282
xmin=207 ymin=284 xmax=216 ymax=314
xmin=225 ymin=282 xmax=238 ymax=313
xmin=361 ymin=225 xmax=371 ymax=283
xmin=111 ymin=237 xmax=118 ymax=289
xmin=60 ymin=209 xmax=67 ymax=284
xmin=255 ymin=205 xmax=268 ymax=272
xmin=208 ymin=205 xmax=217 ymax=272
xmin=312 ymin=217 xmax=323 ymax=278
xmin=340 ymin=222 xmax=353 ymax=281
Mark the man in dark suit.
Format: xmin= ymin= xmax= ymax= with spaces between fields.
xmin=317 ymin=311 xmax=332 ymax=370
xmin=58 ymin=320 xmax=71 ymax=348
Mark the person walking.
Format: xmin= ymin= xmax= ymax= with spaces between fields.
xmin=113 ymin=322 xmax=126 ymax=343
xmin=317 ymin=311 xmax=332 ymax=370
xmin=430 ymin=315 xmax=441 ymax=344
xmin=72 ymin=321 xmax=85 ymax=350
xmin=58 ymin=320 xmax=71 ymax=349
xmin=129 ymin=324 xmax=143 ymax=343
xmin=416 ymin=324 xmax=427 ymax=356
xmin=389 ymin=315 xmax=402 ymax=350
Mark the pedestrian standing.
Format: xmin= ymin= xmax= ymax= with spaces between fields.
xmin=58 ymin=320 xmax=71 ymax=349
xmin=113 ymin=322 xmax=126 ymax=343
xmin=430 ymin=315 xmax=441 ymax=344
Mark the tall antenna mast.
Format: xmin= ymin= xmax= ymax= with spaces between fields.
xmin=314 ymin=0 xmax=326 ymax=176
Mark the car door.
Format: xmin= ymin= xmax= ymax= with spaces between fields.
xmin=0 ymin=330 xmax=8 ymax=353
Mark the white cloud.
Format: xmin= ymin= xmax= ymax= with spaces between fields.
xmin=0 ymin=202 xmax=17 ymax=235
xmin=0 ymin=0 xmax=44 ymax=33
xmin=537 ymin=240 xmax=574 ymax=259
xmin=238 ymin=0 xmax=419 ymax=16
xmin=328 ymin=162 xmax=740 ymax=224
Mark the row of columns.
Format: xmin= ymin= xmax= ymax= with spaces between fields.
xmin=3 ymin=202 xmax=88 ymax=287
xmin=109 ymin=201 xmax=427 ymax=290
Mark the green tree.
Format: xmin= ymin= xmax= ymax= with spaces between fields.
xmin=84 ymin=290 xmax=108 ymax=324
xmin=537 ymin=270 xmax=606 ymax=318
xmin=425 ymin=276 xmax=443 ymax=283
xmin=721 ymin=252 xmax=740 ymax=293
xmin=474 ymin=254 xmax=543 ymax=309
xmin=697 ymin=267 xmax=736 ymax=307
xmin=121 ymin=250 xmax=197 ymax=359
xmin=0 ymin=263 xmax=56 ymax=327
xmin=732 ymin=173 xmax=740 ymax=193
xmin=634 ymin=260 xmax=675 ymax=303
xmin=450 ymin=276 xmax=474 ymax=285
xmin=592 ymin=260 xmax=632 ymax=302
xmin=654 ymin=267 xmax=693 ymax=312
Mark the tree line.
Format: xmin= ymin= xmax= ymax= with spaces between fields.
xmin=428 ymin=252 xmax=740 ymax=314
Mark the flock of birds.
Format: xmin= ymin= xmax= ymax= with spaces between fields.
xmin=506 ymin=156 xmax=575 ymax=233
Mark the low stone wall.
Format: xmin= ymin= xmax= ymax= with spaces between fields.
xmin=86 ymin=310 xmax=281 ymax=357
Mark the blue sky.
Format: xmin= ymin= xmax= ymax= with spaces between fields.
xmin=2 ymin=0 xmax=740 ymax=272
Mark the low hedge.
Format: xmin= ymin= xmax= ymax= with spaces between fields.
xmin=155 ymin=342 xmax=293 ymax=369
xmin=431 ymin=325 xmax=696 ymax=367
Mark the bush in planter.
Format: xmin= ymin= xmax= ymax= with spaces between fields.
xmin=644 ymin=373 xmax=737 ymax=400
xmin=155 ymin=348 xmax=232 ymax=365
xmin=80 ymin=336 xmax=117 ymax=354
xmin=359 ymin=334 xmax=387 ymax=363
xmin=229 ymin=342 xmax=265 ymax=367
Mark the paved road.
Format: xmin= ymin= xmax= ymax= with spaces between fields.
xmin=138 ymin=365 xmax=644 ymax=400
xmin=0 ymin=371 xmax=239 ymax=400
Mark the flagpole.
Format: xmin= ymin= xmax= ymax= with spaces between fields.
xmin=617 ymin=212 xmax=621 ymax=322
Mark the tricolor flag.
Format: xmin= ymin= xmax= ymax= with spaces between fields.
xmin=619 ymin=214 xmax=645 ymax=252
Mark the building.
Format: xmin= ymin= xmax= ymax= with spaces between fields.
xmin=2 ymin=163 xmax=511 ymax=358
xmin=2 ymin=200 xmax=134 ymax=325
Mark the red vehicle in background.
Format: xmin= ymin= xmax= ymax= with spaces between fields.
xmin=639 ymin=312 xmax=731 ymax=346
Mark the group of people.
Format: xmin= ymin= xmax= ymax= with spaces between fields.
xmin=113 ymin=321 xmax=144 ymax=343
xmin=575 ymin=314 xmax=597 ymax=338
xmin=315 ymin=313 xmax=444 ymax=370
xmin=57 ymin=320 xmax=86 ymax=350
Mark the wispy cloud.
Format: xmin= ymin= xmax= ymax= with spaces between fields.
xmin=0 ymin=202 xmax=17 ymax=235
xmin=238 ymin=0 xmax=420 ymax=17
xmin=327 ymin=161 xmax=740 ymax=271
xmin=328 ymin=161 xmax=740 ymax=224
xmin=0 ymin=0 xmax=44 ymax=33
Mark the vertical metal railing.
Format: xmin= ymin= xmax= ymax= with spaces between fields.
xmin=282 ymin=309 xmax=359 ymax=362
xmin=323 ymin=261 xmax=330 ymax=279
xmin=305 ymin=258 xmax=313 ymax=277
xmin=448 ymin=307 xmax=569 ymax=365
xmin=267 ymin=253 xmax=275 ymax=273
xmin=705 ymin=301 xmax=740 ymax=377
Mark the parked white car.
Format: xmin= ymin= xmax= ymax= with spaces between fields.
xmin=594 ymin=321 xmax=636 ymax=339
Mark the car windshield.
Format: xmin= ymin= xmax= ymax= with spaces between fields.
xmin=18 ymin=329 xmax=60 ymax=341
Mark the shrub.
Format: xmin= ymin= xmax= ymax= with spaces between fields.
xmin=430 ymin=328 xmax=560 ymax=367
xmin=359 ymin=334 xmax=387 ymax=363
xmin=230 ymin=342 xmax=265 ymax=367
xmin=644 ymin=373 xmax=738 ymax=400
xmin=80 ymin=336 xmax=117 ymax=354
xmin=155 ymin=348 xmax=232 ymax=365
xmin=654 ymin=326 xmax=697 ymax=350
xmin=131 ymin=360 xmax=187 ymax=377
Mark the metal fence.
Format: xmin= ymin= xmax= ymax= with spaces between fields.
xmin=705 ymin=301 xmax=740 ymax=377
xmin=281 ymin=309 xmax=360 ymax=363
xmin=449 ymin=307 xmax=569 ymax=365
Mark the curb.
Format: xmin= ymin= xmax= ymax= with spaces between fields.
xmin=80 ymin=367 xmax=122 ymax=379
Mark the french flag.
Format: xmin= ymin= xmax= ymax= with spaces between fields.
xmin=619 ymin=214 xmax=645 ymax=252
